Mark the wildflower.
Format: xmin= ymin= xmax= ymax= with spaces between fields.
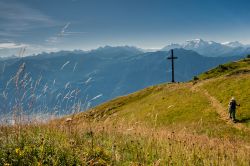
xmin=15 ymin=148 xmax=20 ymax=154
xmin=15 ymin=148 xmax=23 ymax=156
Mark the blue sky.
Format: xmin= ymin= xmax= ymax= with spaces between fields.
xmin=1 ymin=0 xmax=250 ymax=56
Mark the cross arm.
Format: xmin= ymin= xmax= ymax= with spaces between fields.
xmin=167 ymin=57 xmax=178 ymax=59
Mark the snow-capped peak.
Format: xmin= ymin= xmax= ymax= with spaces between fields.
xmin=185 ymin=38 xmax=205 ymax=45
xmin=222 ymin=41 xmax=245 ymax=48
xmin=161 ymin=38 xmax=250 ymax=57
xmin=183 ymin=38 xmax=214 ymax=49
xmin=186 ymin=38 xmax=204 ymax=42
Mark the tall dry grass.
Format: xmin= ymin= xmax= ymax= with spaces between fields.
xmin=1 ymin=117 xmax=250 ymax=165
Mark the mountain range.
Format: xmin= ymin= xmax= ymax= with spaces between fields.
xmin=0 ymin=46 xmax=244 ymax=116
xmin=161 ymin=38 xmax=250 ymax=57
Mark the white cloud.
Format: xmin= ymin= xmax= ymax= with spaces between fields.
xmin=0 ymin=1 xmax=58 ymax=38
xmin=46 ymin=37 xmax=60 ymax=44
xmin=46 ymin=22 xmax=86 ymax=44
xmin=0 ymin=1 xmax=53 ymax=23
xmin=0 ymin=42 xmax=28 ymax=49
xmin=0 ymin=42 xmax=26 ymax=57
xmin=0 ymin=42 xmax=60 ymax=57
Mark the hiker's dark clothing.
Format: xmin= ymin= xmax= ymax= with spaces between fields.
xmin=229 ymin=109 xmax=236 ymax=121
xmin=229 ymin=100 xmax=237 ymax=110
xmin=229 ymin=100 xmax=239 ymax=121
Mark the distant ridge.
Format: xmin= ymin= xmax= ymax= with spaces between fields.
xmin=0 ymin=47 xmax=244 ymax=115
xmin=161 ymin=38 xmax=250 ymax=57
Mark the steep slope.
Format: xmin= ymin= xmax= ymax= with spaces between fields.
xmin=0 ymin=48 xmax=242 ymax=115
xmin=76 ymin=58 xmax=250 ymax=139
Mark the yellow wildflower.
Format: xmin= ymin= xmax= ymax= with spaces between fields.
xmin=15 ymin=148 xmax=20 ymax=154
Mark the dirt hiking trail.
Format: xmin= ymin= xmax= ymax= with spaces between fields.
xmin=191 ymin=81 xmax=249 ymax=132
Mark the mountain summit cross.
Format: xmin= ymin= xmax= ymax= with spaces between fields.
xmin=167 ymin=49 xmax=178 ymax=83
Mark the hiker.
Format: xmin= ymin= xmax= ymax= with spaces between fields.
xmin=228 ymin=97 xmax=240 ymax=122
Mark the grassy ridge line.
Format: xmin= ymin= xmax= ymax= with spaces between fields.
xmin=198 ymin=58 xmax=250 ymax=80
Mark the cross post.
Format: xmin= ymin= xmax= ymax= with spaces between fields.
xmin=167 ymin=49 xmax=178 ymax=83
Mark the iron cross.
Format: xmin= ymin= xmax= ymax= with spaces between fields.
xmin=167 ymin=49 xmax=178 ymax=83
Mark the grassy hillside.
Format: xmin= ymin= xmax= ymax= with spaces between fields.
xmin=76 ymin=58 xmax=250 ymax=137
xmin=1 ymin=58 xmax=250 ymax=165
xmin=198 ymin=58 xmax=250 ymax=127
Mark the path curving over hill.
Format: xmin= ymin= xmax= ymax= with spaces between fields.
xmin=192 ymin=81 xmax=249 ymax=131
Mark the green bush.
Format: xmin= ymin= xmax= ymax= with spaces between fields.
xmin=193 ymin=76 xmax=199 ymax=81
